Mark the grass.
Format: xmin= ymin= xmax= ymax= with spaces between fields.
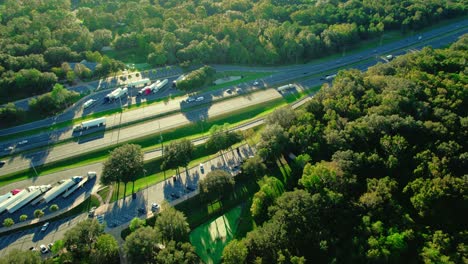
xmin=97 ymin=186 xmax=111 ymax=203
xmin=190 ymin=205 xmax=243 ymax=264
xmin=0 ymin=98 xmax=284 ymax=188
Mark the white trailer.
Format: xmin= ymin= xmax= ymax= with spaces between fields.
xmin=41 ymin=179 xmax=77 ymax=203
xmin=138 ymin=80 xmax=160 ymax=95
xmin=151 ymin=79 xmax=168 ymax=93
xmin=277 ymin=84 xmax=295 ymax=93
xmin=73 ymin=117 xmax=106 ymax=132
xmin=0 ymin=189 xmax=27 ymax=214
xmin=63 ymin=176 xmax=87 ymax=198
xmin=105 ymin=87 xmax=128 ymax=102
xmin=0 ymin=192 xmax=12 ymax=204
xmin=6 ymin=185 xmax=51 ymax=214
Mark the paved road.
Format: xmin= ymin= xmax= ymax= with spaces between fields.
xmin=0 ymin=144 xmax=251 ymax=257
xmin=0 ymin=20 xmax=466 ymax=175
xmin=1 ymin=19 xmax=466 ymax=139
xmin=0 ymin=88 xmax=282 ymax=176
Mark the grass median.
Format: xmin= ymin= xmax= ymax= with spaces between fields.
xmin=0 ymin=98 xmax=286 ymax=188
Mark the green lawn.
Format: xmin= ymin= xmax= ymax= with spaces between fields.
xmin=190 ymin=206 xmax=243 ymax=264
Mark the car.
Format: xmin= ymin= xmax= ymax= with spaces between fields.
xmin=18 ymin=140 xmax=28 ymax=145
xmin=253 ymin=81 xmax=259 ymax=86
xmin=235 ymin=88 xmax=242 ymax=93
xmin=185 ymin=97 xmax=195 ymax=103
xmin=199 ymin=163 xmax=205 ymax=174
xmin=88 ymin=206 xmax=96 ymax=217
xmin=195 ymin=96 xmax=204 ymax=102
xmin=29 ymin=246 xmax=37 ymax=251
xmin=48 ymin=243 xmax=54 ymax=250
xmin=40 ymin=244 xmax=48 ymax=254
xmin=4 ymin=146 xmax=13 ymax=152
xmin=418 ymin=35 xmax=422 ymax=40
xmin=385 ymin=54 xmax=394 ymax=61
xmin=151 ymin=203 xmax=160 ymax=212
xmin=41 ymin=222 xmax=49 ymax=232
xmin=0 ymin=160 xmax=5 ymax=167
xmin=225 ymin=89 xmax=232 ymax=94
xmin=186 ymin=186 xmax=196 ymax=192
xmin=83 ymin=99 xmax=97 ymax=109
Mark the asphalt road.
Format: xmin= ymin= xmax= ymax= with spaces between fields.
xmin=1 ymin=19 xmax=466 ymax=139
xmin=0 ymin=20 xmax=466 ymax=176
xmin=0 ymin=144 xmax=251 ymax=257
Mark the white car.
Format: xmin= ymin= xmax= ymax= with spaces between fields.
xmin=18 ymin=140 xmax=28 ymax=145
xmin=195 ymin=96 xmax=204 ymax=102
xmin=41 ymin=222 xmax=49 ymax=232
xmin=151 ymin=203 xmax=160 ymax=212
xmin=185 ymin=97 xmax=195 ymax=103
xmin=253 ymin=81 xmax=259 ymax=86
xmin=40 ymin=244 xmax=48 ymax=254
xmin=83 ymin=99 xmax=97 ymax=109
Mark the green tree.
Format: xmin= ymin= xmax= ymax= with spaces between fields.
xmin=241 ymin=156 xmax=267 ymax=179
xmin=265 ymin=107 xmax=297 ymax=130
xmin=155 ymin=241 xmax=198 ymax=263
xmin=3 ymin=218 xmax=14 ymax=227
xmin=154 ymin=206 xmax=190 ymax=243
xmin=257 ymin=124 xmax=289 ymax=162
xmin=129 ymin=217 xmax=146 ymax=232
xmin=19 ymin=214 xmax=28 ymax=222
xmin=124 ymin=226 xmax=159 ymax=264
xmin=223 ymin=239 xmax=248 ymax=264
xmin=199 ymin=170 xmax=235 ymax=202
xmin=90 ymin=234 xmax=120 ymax=264
xmin=250 ymin=177 xmax=284 ymax=224
xmin=102 ymin=144 xmax=144 ymax=198
xmin=49 ymin=204 xmax=59 ymax=212
xmin=34 ymin=209 xmax=44 ymax=218
xmin=0 ymin=248 xmax=42 ymax=264
xmin=63 ymin=219 xmax=104 ymax=260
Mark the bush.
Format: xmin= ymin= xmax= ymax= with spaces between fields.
xmin=175 ymin=65 xmax=216 ymax=91
xmin=50 ymin=204 xmax=59 ymax=212
xmin=3 ymin=218 xmax=14 ymax=227
xmin=34 ymin=209 xmax=44 ymax=218
xmin=19 ymin=214 xmax=28 ymax=222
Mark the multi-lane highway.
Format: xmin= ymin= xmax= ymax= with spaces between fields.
xmin=0 ymin=20 xmax=466 ymax=177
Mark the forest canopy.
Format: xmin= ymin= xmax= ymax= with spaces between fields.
xmin=0 ymin=0 xmax=465 ymax=101
xmin=223 ymin=35 xmax=468 ymax=264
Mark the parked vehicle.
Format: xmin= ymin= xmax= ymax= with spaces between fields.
xmin=41 ymin=222 xmax=49 ymax=232
xmin=185 ymin=97 xmax=195 ymax=103
xmin=277 ymin=84 xmax=295 ymax=93
xmin=40 ymin=244 xmax=48 ymax=254
xmin=199 ymin=163 xmax=205 ymax=174
xmin=151 ymin=203 xmax=160 ymax=212
xmin=0 ymin=160 xmax=5 ymax=166
xmin=104 ymin=87 xmax=128 ymax=103
xmin=83 ymin=99 xmax=97 ymax=109
xmin=18 ymin=140 xmax=28 ymax=145
xmin=195 ymin=96 xmax=204 ymax=102
xmin=73 ymin=117 xmax=106 ymax=132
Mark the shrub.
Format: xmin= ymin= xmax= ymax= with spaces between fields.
xmin=3 ymin=218 xmax=14 ymax=227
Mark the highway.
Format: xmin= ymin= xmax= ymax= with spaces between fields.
xmin=0 ymin=19 xmax=465 ymax=257
xmin=0 ymin=20 xmax=466 ymax=177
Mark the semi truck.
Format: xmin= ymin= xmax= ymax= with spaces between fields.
xmin=73 ymin=117 xmax=106 ymax=132
xmin=152 ymin=79 xmax=168 ymax=93
xmin=277 ymin=84 xmax=295 ymax=93
xmin=104 ymin=87 xmax=128 ymax=103
xmin=138 ymin=79 xmax=169 ymax=95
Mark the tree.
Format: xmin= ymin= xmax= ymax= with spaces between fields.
xmin=90 ymin=234 xmax=120 ymax=264
xmin=223 ymin=239 xmax=248 ymax=264
xmin=102 ymin=144 xmax=144 ymax=198
xmin=250 ymin=177 xmax=284 ymax=224
xmin=19 ymin=214 xmax=28 ymax=222
xmin=155 ymin=241 xmax=199 ymax=264
xmin=63 ymin=219 xmax=104 ymax=260
xmin=241 ymin=156 xmax=267 ymax=179
xmin=0 ymin=248 xmax=42 ymax=264
xmin=34 ymin=209 xmax=44 ymax=218
xmin=199 ymin=170 xmax=235 ymax=202
xmin=124 ymin=226 xmax=159 ymax=264
xmin=154 ymin=206 xmax=190 ymax=243
xmin=49 ymin=204 xmax=59 ymax=212
xmin=265 ymin=107 xmax=297 ymax=130
xmin=206 ymin=124 xmax=241 ymax=165
xmin=129 ymin=217 xmax=146 ymax=232
xmin=257 ymin=124 xmax=289 ymax=162
xmin=3 ymin=218 xmax=14 ymax=227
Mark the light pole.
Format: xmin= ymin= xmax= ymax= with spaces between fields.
xmin=30 ymin=161 xmax=39 ymax=177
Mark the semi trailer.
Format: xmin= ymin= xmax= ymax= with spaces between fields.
xmin=73 ymin=117 xmax=106 ymax=132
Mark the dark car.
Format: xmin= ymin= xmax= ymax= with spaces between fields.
xmin=0 ymin=160 xmax=5 ymax=167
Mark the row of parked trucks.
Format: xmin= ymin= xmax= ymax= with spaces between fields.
xmin=0 ymin=172 xmax=96 ymax=216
